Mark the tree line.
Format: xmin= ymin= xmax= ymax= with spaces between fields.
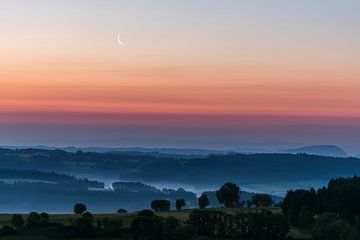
xmin=150 ymin=182 xmax=275 ymax=212
xmin=282 ymin=176 xmax=360 ymax=240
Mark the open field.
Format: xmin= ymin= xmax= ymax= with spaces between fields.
xmin=0 ymin=207 xmax=282 ymax=227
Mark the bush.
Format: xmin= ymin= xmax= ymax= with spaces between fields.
xmin=311 ymin=213 xmax=356 ymax=240
xmin=189 ymin=210 xmax=227 ymax=236
xmin=26 ymin=212 xmax=42 ymax=228
xmin=298 ymin=206 xmax=315 ymax=227
xmin=0 ymin=226 xmax=15 ymax=235
xmin=189 ymin=209 xmax=289 ymax=239
xmin=138 ymin=209 xmax=156 ymax=218
xmin=74 ymin=203 xmax=87 ymax=215
xmin=102 ymin=217 xmax=122 ymax=233
xmin=163 ymin=219 xmax=195 ymax=240
xmin=11 ymin=214 xmax=24 ymax=229
xmin=40 ymin=212 xmax=50 ymax=225
xmin=73 ymin=212 xmax=94 ymax=237
xmin=251 ymin=194 xmax=274 ymax=207
xmin=131 ymin=216 xmax=163 ymax=240
xmin=82 ymin=212 xmax=94 ymax=224
xmin=231 ymin=212 xmax=290 ymax=239
xmin=162 ymin=217 xmax=180 ymax=240
xmin=173 ymin=224 xmax=195 ymax=240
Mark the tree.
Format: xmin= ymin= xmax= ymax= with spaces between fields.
xmin=216 ymin=183 xmax=240 ymax=208
xmin=117 ymin=208 xmax=127 ymax=214
xmin=74 ymin=203 xmax=87 ymax=215
xmin=26 ymin=212 xmax=41 ymax=228
xmin=176 ymin=199 xmax=186 ymax=211
xmin=11 ymin=214 xmax=24 ymax=229
xmin=251 ymin=194 xmax=273 ymax=207
xmin=151 ymin=200 xmax=171 ymax=212
xmin=282 ymin=188 xmax=317 ymax=225
xmin=198 ymin=194 xmax=210 ymax=209
xmin=40 ymin=212 xmax=50 ymax=225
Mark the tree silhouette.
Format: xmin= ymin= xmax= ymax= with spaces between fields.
xmin=216 ymin=183 xmax=240 ymax=208
xmin=176 ymin=199 xmax=186 ymax=210
xmin=74 ymin=203 xmax=87 ymax=215
xmin=198 ymin=194 xmax=209 ymax=209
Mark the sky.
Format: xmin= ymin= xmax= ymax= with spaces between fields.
xmin=0 ymin=0 xmax=360 ymax=153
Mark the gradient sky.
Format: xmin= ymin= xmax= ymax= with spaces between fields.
xmin=1 ymin=0 xmax=360 ymax=153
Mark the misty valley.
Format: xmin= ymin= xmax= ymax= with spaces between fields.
xmin=0 ymin=148 xmax=360 ymax=240
xmin=0 ymin=148 xmax=359 ymax=213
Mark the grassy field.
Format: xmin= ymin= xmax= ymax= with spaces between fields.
xmin=0 ymin=207 xmax=282 ymax=227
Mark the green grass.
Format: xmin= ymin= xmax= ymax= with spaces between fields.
xmin=288 ymin=227 xmax=313 ymax=240
xmin=0 ymin=207 xmax=281 ymax=227
xmin=0 ymin=235 xmax=130 ymax=240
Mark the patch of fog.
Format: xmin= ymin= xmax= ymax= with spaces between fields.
xmin=0 ymin=178 xmax=56 ymax=184
xmin=142 ymin=182 xmax=221 ymax=196
xmin=67 ymin=174 xmax=328 ymax=197
xmin=243 ymin=180 xmax=328 ymax=197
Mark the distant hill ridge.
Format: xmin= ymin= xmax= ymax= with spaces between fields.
xmin=282 ymin=145 xmax=347 ymax=157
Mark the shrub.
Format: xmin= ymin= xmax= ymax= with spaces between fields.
xmin=162 ymin=217 xmax=180 ymax=240
xmin=102 ymin=217 xmax=122 ymax=233
xmin=26 ymin=212 xmax=41 ymax=228
xmin=251 ymin=194 xmax=274 ymax=207
xmin=189 ymin=209 xmax=289 ymax=239
xmin=131 ymin=216 xmax=163 ymax=240
xmin=138 ymin=209 xmax=155 ymax=218
xmin=40 ymin=212 xmax=50 ymax=225
xmin=188 ymin=210 xmax=227 ymax=236
xmin=298 ymin=206 xmax=315 ymax=228
xmin=173 ymin=224 xmax=195 ymax=240
xmin=0 ymin=226 xmax=15 ymax=235
xmin=311 ymin=213 xmax=356 ymax=240
xmin=73 ymin=212 xmax=94 ymax=237
xmin=11 ymin=214 xmax=24 ymax=229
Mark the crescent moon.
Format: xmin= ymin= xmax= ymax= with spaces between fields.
xmin=117 ymin=34 xmax=124 ymax=45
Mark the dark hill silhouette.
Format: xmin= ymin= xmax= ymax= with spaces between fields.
xmin=282 ymin=145 xmax=347 ymax=157
xmin=0 ymin=148 xmax=359 ymax=196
